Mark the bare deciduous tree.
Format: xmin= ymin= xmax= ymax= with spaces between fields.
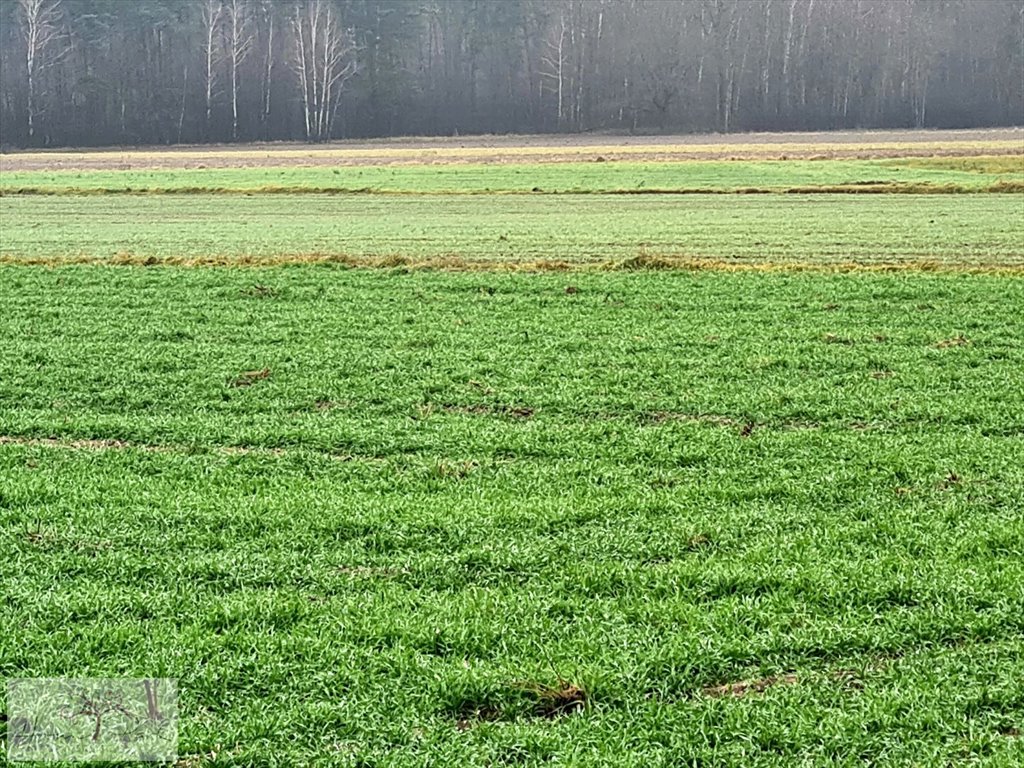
xmin=200 ymin=0 xmax=223 ymax=137
xmin=0 ymin=0 xmax=1021 ymax=147
xmin=15 ymin=0 xmax=68 ymax=141
xmin=290 ymin=0 xmax=358 ymax=142
xmin=540 ymin=6 xmax=567 ymax=127
xmin=225 ymin=0 xmax=254 ymax=140
xmin=259 ymin=0 xmax=275 ymax=136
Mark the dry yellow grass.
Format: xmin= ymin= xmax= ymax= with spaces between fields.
xmin=3 ymin=128 xmax=1021 ymax=171
xmin=4 ymin=251 xmax=1022 ymax=275
xmin=3 ymin=180 xmax=1021 ymax=197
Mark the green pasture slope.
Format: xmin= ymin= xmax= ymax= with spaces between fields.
xmin=1 ymin=151 xmax=1023 ymax=765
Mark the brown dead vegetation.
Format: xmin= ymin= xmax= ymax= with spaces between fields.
xmin=0 ymin=435 xmax=148 ymax=451
xmin=822 ymin=333 xmax=855 ymax=345
xmin=3 ymin=128 xmax=1021 ymax=172
xmin=3 ymin=252 xmax=1022 ymax=275
xmin=441 ymin=403 xmax=535 ymax=420
xmin=22 ymin=527 xmax=113 ymax=555
xmin=229 ymin=368 xmax=271 ymax=388
xmin=642 ymin=413 xmax=893 ymax=433
xmin=830 ymin=669 xmax=866 ymax=691
xmin=939 ymin=472 xmax=963 ymax=491
xmin=433 ymin=459 xmax=480 ymax=479
xmin=3 ymin=180 xmax=1021 ymax=197
xmin=240 ymin=283 xmax=279 ymax=298
xmin=447 ymin=677 xmax=586 ymax=728
xmin=883 ymin=155 xmax=1024 ymax=174
xmin=0 ymin=434 xmax=380 ymax=464
xmin=512 ymin=679 xmax=587 ymax=718
xmin=702 ymin=673 xmax=798 ymax=698
xmin=643 ymin=411 xmax=740 ymax=427
xmin=935 ymin=335 xmax=970 ymax=348
xmin=335 ymin=565 xmax=410 ymax=579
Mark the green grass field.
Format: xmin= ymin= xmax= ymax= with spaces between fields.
xmin=2 ymin=136 xmax=1023 ymax=765
xmin=2 ymin=193 xmax=1022 ymax=268
xmin=1 ymin=156 xmax=1022 ymax=195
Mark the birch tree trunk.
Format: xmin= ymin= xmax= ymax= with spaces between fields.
xmin=540 ymin=8 xmax=567 ymax=128
xmin=290 ymin=0 xmax=358 ymax=142
xmin=201 ymin=0 xmax=222 ymax=138
xmin=225 ymin=0 xmax=253 ymax=141
xmin=260 ymin=0 xmax=274 ymax=137
xmin=16 ymin=0 xmax=67 ymax=142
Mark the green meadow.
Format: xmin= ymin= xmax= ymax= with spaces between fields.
xmin=1 ymin=144 xmax=1023 ymax=765
xmin=1 ymin=155 xmax=1022 ymax=195
xmin=1 ymin=194 xmax=1022 ymax=268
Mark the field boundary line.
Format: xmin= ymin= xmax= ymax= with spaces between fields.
xmin=2 ymin=253 xmax=1022 ymax=275
xmin=2 ymin=181 xmax=1022 ymax=197
xmin=2 ymin=134 xmax=1021 ymax=170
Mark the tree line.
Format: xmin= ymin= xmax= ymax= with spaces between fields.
xmin=1 ymin=0 xmax=1021 ymax=148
